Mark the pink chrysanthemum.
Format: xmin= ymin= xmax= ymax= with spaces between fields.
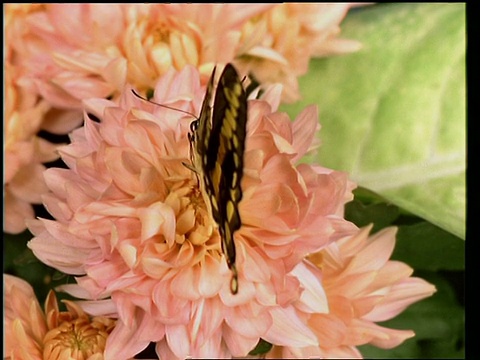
xmin=235 ymin=3 xmax=362 ymax=102
xmin=5 ymin=3 xmax=359 ymax=233
xmin=27 ymin=65 xmax=357 ymax=359
xmin=4 ymin=59 xmax=56 ymax=234
xmin=266 ymin=225 xmax=437 ymax=358
xmin=12 ymin=3 xmax=359 ymax=109
xmin=4 ymin=274 xmax=117 ymax=360
xmin=4 ymin=4 xmax=85 ymax=234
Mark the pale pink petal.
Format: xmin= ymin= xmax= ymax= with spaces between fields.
xmin=368 ymin=327 xmax=416 ymax=349
xmin=345 ymin=227 xmax=397 ymax=274
xmin=155 ymin=338 xmax=181 ymax=360
xmin=348 ymin=319 xmax=415 ymax=349
xmin=219 ymin=278 xmax=257 ymax=307
xmin=42 ymin=193 xmax=73 ymax=222
xmin=364 ymin=278 xmax=437 ymax=322
xmin=222 ymin=325 xmax=261 ymax=357
xmin=8 ymin=163 xmax=48 ymax=203
xmin=75 ymin=276 xmax=113 ymax=300
xmin=245 ymin=45 xmax=288 ymax=64
xmin=238 ymin=242 xmax=271 ymax=283
xmin=31 ymin=78 xmax=84 ymax=109
xmin=264 ymin=306 xmax=318 ymax=347
xmin=256 ymin=84 xmax=283 ymax=112
xmin=309 ymin=313 xmax=348 ymax=348
xmin=51 ymin=73 xmax=115 ymax=101
xmin=198 ymin=255 xmax=224 ymax=297
xmin=5 ymin=141 xmax=35 ymax=182
xmin=106 ymin=310 xmax=165 ymax=360
xmin=165 ymin=324 xmax=190 ymax=359
xmin=137 ymin=202 xmax=176 ymax=243
xmin=196 ymin=329 xmax=228 ymax=358
xmin=170 ymin=265 xmax=201 ymax=300
xmin=27 ymin=230 xmax=91 ymax=274
xmin=44 ymin=220 xmax=97 ymax=253
xmin=73 ymin=299 xmax=118 ymax=318
xmin=291 ymin=261 xmax=329 ymax=314
xmin=46 ymin=4 xmax=123 ymax=47
xmin=190 ymin=297 xmax=224 ymax=347
xmin=87 ymin=262 xmax=133 ymax=291
xmin=118 ymin=242 xmax=138 ymax=269
xmin=4 ymin=154 xmax=21 ymax=186
xmin=313 ymin=37 xmax=363 ymax=57
xmin=56 ymin=283 xmax=106 ymax=302
xmin=294 ymin=3 xmax=350 ymax=33
xmin=224 ymin=305 xmax=272 ymax=339
xmin=36 ymin=137 xmax=61 ymax=163
xmin=52 ymin=51 xmax=113 ymax=74
xmin=27 ymin=239 xmax=89 ymax=274
xmin=291 ymin=105 xmax=320 ymax=162
xmin=322 ymin=345 xmax=363 ymax=359
xmin=372 ymin=260 xmax=414 ymax=289
xmin=103 ymin=57 xmax=128 ymax=91
xmin=4 ymin=190 xmax=34 ymax=234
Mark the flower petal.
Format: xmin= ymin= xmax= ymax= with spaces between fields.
xmin=264 ymin=306 xmax=318 ymax=347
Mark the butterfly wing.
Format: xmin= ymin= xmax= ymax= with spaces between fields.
xmin=194 ymin=67 xmax=216 ymax=161
xmin=195 ymin=64 xmax=247 ymax=294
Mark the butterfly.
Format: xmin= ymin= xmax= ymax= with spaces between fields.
xmin=188 ymin=63 xmax=247 ymax=295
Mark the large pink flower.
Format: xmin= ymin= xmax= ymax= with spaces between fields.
xmin=12 ymin=4 xmax=359 ymax=109
xmin=27 ymin=65 xmax=357 ymax=359
xmin=5 ymin=4 xmax=359 ymax=232
xmin=4 ymin=274 xmax=117 ymax=360
xmin=266 ymin=225 xmax=437 ymax=358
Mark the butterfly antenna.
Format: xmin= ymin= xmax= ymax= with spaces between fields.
xmin=131 ymin=89 xmax=198 ymax=119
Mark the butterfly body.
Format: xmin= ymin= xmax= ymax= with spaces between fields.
xmin=190 ymin=64 xmax=247 ymax=294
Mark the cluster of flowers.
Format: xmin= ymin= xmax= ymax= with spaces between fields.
xmin=4 ymin=4 xmax=436 ymax=359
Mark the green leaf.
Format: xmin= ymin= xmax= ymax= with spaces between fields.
xmin=394 ymin=222 xmax=465 ymax=271
xmin=345 ymin=199 xmax=400 ymax=233
xmin=282 ymin=3 xmax=466 ymax=239
xmin=4 ymin=231 xmax=70 ymax=304
xmin=249 ymin=338 xmax=273 ymax=356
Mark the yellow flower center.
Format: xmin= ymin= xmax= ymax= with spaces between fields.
xmin=171 ymin=182 xmax=219 ymax=249
xmin=43 ymin=317 xmax=115 ymax=360
xmin=151 ymin=22 xmax=171 ymax=44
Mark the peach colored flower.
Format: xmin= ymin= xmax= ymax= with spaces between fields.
xmin=4 ymin=61 xmax=56 ymax=234
xmin=27 ymin=65 xmax=357 ymax=359
xmin=265 ymin=225 xmax=437 ymax=358
xmin=4 ymin=4 xmax=83 ymax=234
xmin=4 ymin=4 xmax=359 ymax=233
xmin=235 ymin=3 xmax=362 ymax=102
xmin=4 ymin=274 xmax=117 ymax=360
xmin=11 ymin=3 xmax=359 ymax=109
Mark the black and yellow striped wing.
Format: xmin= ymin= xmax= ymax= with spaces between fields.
xmin=192 ymin=63 xmax=247 ymax=294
